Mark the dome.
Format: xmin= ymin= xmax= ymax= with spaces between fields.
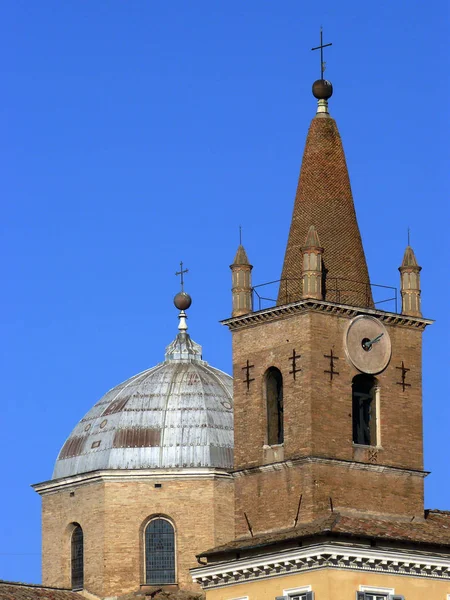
xmin=52 ymin=315 xmax=233 ymax=480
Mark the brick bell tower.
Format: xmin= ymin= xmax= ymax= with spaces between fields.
xmin=223 ymin=77 xmax=432 ymax=538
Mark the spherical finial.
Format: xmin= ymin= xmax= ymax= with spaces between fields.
xmin=174 ymin=291 xmax=192 ymax=311
xmin=312 ymin=79 xmax=333 ymax=100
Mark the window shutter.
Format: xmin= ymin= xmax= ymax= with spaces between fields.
xmin=305 ymin=593 xmax=315 ymax=600
xmin=275 ymin=597 xmax=287 ymax=600
xmin=390 ymin=596 xmax=405 ymax=600
xmin=356 ymin=593 xmax=366 ymax=600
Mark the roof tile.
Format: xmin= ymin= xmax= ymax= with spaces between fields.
xmin=200 ymin=510 xmax=450 ymax=558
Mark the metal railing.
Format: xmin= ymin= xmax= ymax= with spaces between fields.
xmin=252 ymin=277 xmax=398 ymax=313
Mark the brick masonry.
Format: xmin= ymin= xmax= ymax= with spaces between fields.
xmin=231 ymin=309 xmax=425 ymax=536
xmin=41 ymin=475 xmax=234 ymax=598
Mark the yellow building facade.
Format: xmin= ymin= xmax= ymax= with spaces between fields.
xmin=197 ymin=570 xmax=449 ymax=600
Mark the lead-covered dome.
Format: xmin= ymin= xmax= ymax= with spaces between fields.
xmin=53 ymin=312 xmax=233 ymax=480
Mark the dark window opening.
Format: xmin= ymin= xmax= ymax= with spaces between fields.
xmin=71 ymin=524 xmax=84 ymax=591
xmin=145 ymin=518 xmax=175 ymax=584
xmin=357 ymin=593 xmax=390 ymax=600
xmin=266 ymin=367 xmax=284 ymax=445
xmin=352 ymin=374 xmax=377 ymax=446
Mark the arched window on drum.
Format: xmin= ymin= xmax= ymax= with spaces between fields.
xmin=145 ymin=518 xmax=176 ymax=584
xmin=71 ymin=524 xmax=84 ymax=591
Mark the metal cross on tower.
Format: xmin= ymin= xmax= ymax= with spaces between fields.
xmin=242 ymin=360 xmax=255 ymax=390
xmin=311 ymin=27 xmax=332 ymax=80
xmin=289 ymin=349 xmax=302 ymax=380
xmin=396 ymin=361 xmax=411 ymax=392
xmin=175 ymin=261 xmax=189 ymax=292
xmin=324 ymin=349 xmax=340 ymax=381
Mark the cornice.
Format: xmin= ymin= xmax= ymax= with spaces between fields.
xmin=191 ymin=542 xmax=450 ymax=589
xmin=32 ymin=467 xmax=232 ymax=495
xmin=221 ymin=299 xmax=433 ymax=332
xmin=232 ymin=455 xmax=429 ymax=479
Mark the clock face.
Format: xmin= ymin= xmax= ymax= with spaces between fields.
xmin=345 ymin=315 xmax=391 ymax=374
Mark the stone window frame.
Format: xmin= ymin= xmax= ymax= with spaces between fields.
xmin=359 ymin=584 xmax=395 ymax=599
xmin=283 ymin=584 xmax=312 ymax=598
xmin=141 ymin=514 xmax=177 ymax=586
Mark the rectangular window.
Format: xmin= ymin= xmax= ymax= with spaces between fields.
xmin=282 ymin=586 xmax=313 ymax=600
xmin=358 ymin=585 xmax=395 ymax=600
xmin=352 ymin=376 xmax=379 ymax=446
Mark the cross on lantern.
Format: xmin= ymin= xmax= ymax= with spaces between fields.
xmin=396 ymin=361 xmax=411 ymax=391
xmin=324 ymin=349 xmax=340 ymax=381
xmin=289 ymin=349 xmax=302 ymax=380
xmin=242 ymin=360 xmax=255 ymax=390
xmin=175 ymin=261 xmax=188 ymax=292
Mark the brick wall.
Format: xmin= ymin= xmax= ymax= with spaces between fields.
xmin=234 ymin=460 xmax=424 ymax=536
xmin=41 ymin=474 xmax=234 ymax=598
xmin=232 ymin=308 xmax=425 ymax=535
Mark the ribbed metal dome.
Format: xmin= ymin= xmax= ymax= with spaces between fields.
xmin=52 ymin=316 xmax=233 ymax=480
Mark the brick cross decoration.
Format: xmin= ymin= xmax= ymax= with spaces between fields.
xmin=396 ymin=361 xmax=411 ymax=391
xmin=242 ymin=360 xmax=255 ymax=390
xmin=289 ymin=349 xmax=302 ymax=380
xmin=324 ymin=349 xmax=340 ymax=380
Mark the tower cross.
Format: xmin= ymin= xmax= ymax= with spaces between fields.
xmin=396 ymin=361 xmax=411 ymax=392
xmin=311 ymin=27 xmax=332 ymax=80
xmin=324 ymin=349 xmax=340 ymax=381
xmin=289 ymin=349 xmax=302 ymax=380
xmin=175 ymin=261 xmax=189 ymax=292
xmin=242 ymin=360 xmax=255 ymax=390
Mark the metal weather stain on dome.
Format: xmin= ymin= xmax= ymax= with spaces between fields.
xmin=52 ymin=286 xmax=233 ymax=480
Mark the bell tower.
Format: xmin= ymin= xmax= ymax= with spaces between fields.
xmin=223 ymin=75 xmax=432 ymax=538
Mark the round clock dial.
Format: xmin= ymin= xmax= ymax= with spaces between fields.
xmin=345 ymin=315 xmax=391 ymax=374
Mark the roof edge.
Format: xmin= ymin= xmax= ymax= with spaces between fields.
xmin=221 ymin=298 xmax=434 ymax=331
xmin=0 ymin=580 xmax=74 ymax=591
xmin=33 ymin=467 xmax=232 ymax=495
xmin=191 ymin=540 xmax=450 ymax=590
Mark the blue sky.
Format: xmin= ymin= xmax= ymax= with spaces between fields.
xmin=1 ymin=0 xmax=448 ymax=584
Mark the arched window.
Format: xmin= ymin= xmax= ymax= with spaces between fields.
xmin=266 ymin=367 xmax=284 ymax=445
xmin=145 ymin=518 xmax=176 ymax=584
xmin=71 ymin=524 xmax=84 ymax=590
xmin=352 ymin=375 xmax=379 ymax=446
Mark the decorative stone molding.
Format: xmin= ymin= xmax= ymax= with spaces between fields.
xmin=221 ymin=299 xmax=433 ymax=332
xmin=232 ymin=454 xmax=429 ymax=479
xmin=32 ymin=467 xmax=232 ymax=495
xmin=191 ymin=543 xmax=450 ymax=589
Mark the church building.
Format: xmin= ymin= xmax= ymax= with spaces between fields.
xmin=27 ymin=44 xmax=450 ymax=600
xmin=190 ymin=77 xmax=450 ymax=599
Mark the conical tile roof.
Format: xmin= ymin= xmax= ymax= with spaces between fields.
xmin=401 ymin=245 xmax=420 ymax=268
xmin=278 ymin=108 xmax=372 ymax=307
xmin=303 ymin=224 xmax=322 ymax=249
xmin=232 ymin=244 xmax=251 ymax=266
